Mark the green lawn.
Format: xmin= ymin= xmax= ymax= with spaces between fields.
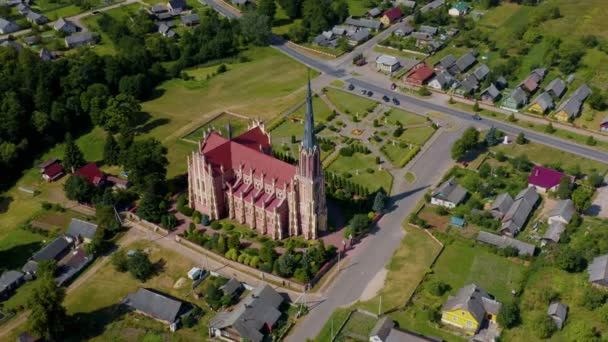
xmin=381 ymin=142 xmax=411 ymax=167
xmin=384 ymin=109 xmax=428 ymax=126
xmin=325 ymin=88 xmax=378 ymax=117
xmin=336 ymin=311 xmax=378 ymax=340
xmin=183 ymin=112 xmax=249 ymax=141
xmin=141 ymin=47 xmax=313 ymax=178
xmin=290 ymin=96 xmax=334 ymax=123
xmin=401 ymin=126 xmax=436 ymax=146
xmin=326 ymin=152 xmax=393 ymax=193
xmin=477 ymin=2 xmax=522 ymax=28
xmin=270 ymin=119 xmax=303 ymax=142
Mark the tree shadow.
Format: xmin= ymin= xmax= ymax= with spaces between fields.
xmin=146 ymin=88 xmax=166 ymax=101
xmin=273 ymin=18 xmax=293 ymax=27
xmin=136 ymin=118 xmax=171 ymax=135
xmin=132 ymin=111 xmax=152 ymax=127
xmin=0 ymin=242 xmax=43 ymax=270
xmin=66 ymin=304 xmax=129 ymax=341
xmin=151 ymin=258 xmax=167 ymax=278
xmin=0 ymin=195 xmax=13 ymax=213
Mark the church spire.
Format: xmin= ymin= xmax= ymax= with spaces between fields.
xmin=302 ymin=77 xmax=317 ymax=150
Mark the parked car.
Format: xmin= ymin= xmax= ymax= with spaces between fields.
xmin=367 ymin=91 xmax=374 ymax=97
xmin=392 ymin=97 xmax=400 ymax=105
xmin=382 ymin=95 xmax=389 ymax=102
xmin=348 ymin=84 xmax=355 ymax=91
xmin=361 ymin=89 xmax=367 ymax=95
xmin=391 ymin=83 xmax=397 ymax=90
xmin=473 ymin=114 xmax=482 ymax=120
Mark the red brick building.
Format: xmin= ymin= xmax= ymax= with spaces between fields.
xmin=188 ymin=81 xmax=327 ymax=240
xmin=405 ymin=63 xmax=435 ymax=86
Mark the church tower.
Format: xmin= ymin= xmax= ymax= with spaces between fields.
xmin=296 ymin=79 xmax=328 ymax=239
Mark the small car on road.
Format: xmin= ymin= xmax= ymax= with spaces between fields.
xmin=348 ymin=84 xmax=355 ymax=91
xmin=360 ymin=89 xmax=367 ymax=95
xmin=473 ymin=114 xmax=482 ymax=120
xmin=392 ymin=98 xmax=400 ymax=105
xmin=382 ymin=95 xmax=390 ymax=102
xmin=367 ymin=91 xmax=374 ymax=97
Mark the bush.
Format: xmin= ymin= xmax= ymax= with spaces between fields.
xmin=223 ymin=223 xmax=234 ymax=231
xmin=427 ymin=281 xmax=450 ymax=296
xmin=581 ymin=286 xmax=607 ymax=310
xmin=497 ymin=302 xmax=520 ymax=329
xmin=200 ymin=213 xmax=210 ymax=226
xmin=111 ymin=250 xmax=129 ymax=273
xmin=41 ymin=201 xmax=53 ymax=210
xmin=533 ymin=314 xmax=557 ymax=339
xmin=339 ymin=146 xmax=354 ymax=157
xmin=211 ymin=221 xmax=222 ymax=230
xmin=435 ymin=206 xmax=449 ymax=216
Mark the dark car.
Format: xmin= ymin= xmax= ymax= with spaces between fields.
xmin=391 ymin=83 xmax=397 ymax=90
xmin=360 ymin=89 xmax=367 ymax=95
xmin=392 ymin=97 xmax=400 ymax=105
xmin=348 ymin=84 xmax=355 ymax=91
xmin=382 ymin=95 xmax=390 ymax=102
xmin=92 ymin=10 xmax=100 ymax=14
xmin=367 ymin=91 xmax=374 ymax=97
xmin=473 ymin=114 xmax=482 ymax=120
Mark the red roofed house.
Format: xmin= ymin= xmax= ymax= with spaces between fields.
xmin=528 ymin=165 xmax=571 ymax=193
xmin=381 ymin=7 xmax=402 ymax=26
xmin=405 ymin=63 xmax=435 ymax=86
xmin=42 ymin=162 xmax=65 ymax=182
xmin=74 ymin=163 xmax=106 ymax=186
xmin=188 ymin=81 xmax=328 ymax=240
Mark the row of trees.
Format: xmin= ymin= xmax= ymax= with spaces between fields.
xmin=278 ymin=0 xmax=349 ymax=43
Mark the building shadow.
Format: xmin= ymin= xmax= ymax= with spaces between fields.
xmin=0 ymin=242 xmax=43 ymax=270
xmin=66 ymin=304 xmax=130 ymax=341
xmin=0 ymin=195 xmax=13 ymax=213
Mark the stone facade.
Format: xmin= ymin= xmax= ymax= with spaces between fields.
xmin=187 ymin=81 xmax=327 ymax=240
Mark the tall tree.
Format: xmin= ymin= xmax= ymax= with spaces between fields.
xmin=240 ymin=12 xmax=273 ymax=46
xmin=64 ymin=175 xmax=93 ymax=203
xmin=103 ymin=94 xmax=141 ymax=134
xmin=279 ymin=0 xmax=302 ymax=19
xmin=556 ymin=176 xmax=572 ymax=199
xmin=26 ymin=275 xmax=67 ymax=340
xmin=63 ymin=134 xmax=85 ymax=172
xmin=103 ymin=134 xmax=120 ymax=166
xmin=123 ymin=138 xmax=168 ymax=189
xmin=257 ymin=0 xmax=277 ymax=20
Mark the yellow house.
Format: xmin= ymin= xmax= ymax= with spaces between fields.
xmin=441 ymin=284 xmax=501 ymax=335
xmin=528 ymin=92 xmax=554 ymax=115
xmin=554 ymin=96 xmax=582 ymax=122
xmin=380 ymin=7 xmax=402 ymax=27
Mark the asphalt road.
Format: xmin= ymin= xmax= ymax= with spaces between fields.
xmin=286 ymin=127 xmax=463 ymax=341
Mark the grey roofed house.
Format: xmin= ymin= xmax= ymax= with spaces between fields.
xmin=549 ymin=199 xmax=575 ymax=224
xmin=1 ymin=40 xmax=22 ymax=51
xmin=572 ymin=83 xmax=592 ymax=101
xmin=442 ymin=284 xmax=501 ymax=326
xmin=369 ymin=316 xmax=439 ymax=342
xmin=368 ymin=7 xmax=382 ymax=17
xmin=370 ymin=316 xmax=394 ymax=341
xmin=435 ymin=54 xmax=456 ymax=70
xmin=181 ymin=13 xmax=199 ymax=26
xmin=26 ymin=11 xmax=48 ymax=25
xmin=168 ymin=0 xmax=185 ymax=12
xmin=433 ymin=71 xmax=454 ymax=89
xmin=347 ymin=28 xmax=370 ymax=44
xmin=500 ymin=187 xmax=539 ymax=236
xmin=456 ymin=74 xmax=478 ymax=94
xmin=32 ymin=236 xmax=71 ymax=262
xmin=472 ymin=63 xmax=490 ymax=81
xmin=542 ymin=221 xmax=566 ymax=244
xmin=531 ymin=91 xmax=554 ymax=112
xmin=477 ymin=231 xmax=536 ymax=256
xmin=54 ymin=18 xmax=78 ymax=34
xmin=65 ymin=32 xmax=98 ymax=48
xmin=209 ymin=283 xmax=283 ymax=342
xmin=150 ymin=3 xmax=167 ymax=13
xmin=419 ymin=25 xmax=438 ymax=35
xmin=547 ymin=302 xmax=568 ymax=329
xmin=556 ymin=96 xmax=583 ymax=119
xmin=507 ymin=87 xmax=529 ymax=106
xmin=532 ymin=67 xmax=548 ymax=78
xmin=394 ymin=23 xmax=414 ymax=36
xmin=420 ymin=0 xmax=444 ymax=13
xmin=232 ymin=0 xmax=250 ymax=5
xmin=496 ymin=76 xmax=508 ymax=90
xmin=123 ymin=288 xmax=191 ymax=325
xmin=23 ymin=35 xmax=38 ymax=45
xmin=411 ymin=31 xmax=433 ymax=41
xmin=393 ymin=0 xmax=417 ymax=9
xmin=490 ymin=193 xmax=514 ymax=219
xmin=344 ymin=17 xmax=382 ymax=30
xmin=481 ymin=83 xmax=501 ymax=102
xmin=39 ymin=47 xmax=54 ymax=61
xmin=0 ymin=18 xmax=20 ymax=34
xmin=22 ymin=260 xmax=38 ymax=274
xmin=454 ymin=52 xmax=476 ymax=73
xmin=588 ymin=254 xmax=608 ymax=287
xmin=67 ymin=218 xmax=98 ymax=241
xmin=16 ymin=3 xmax=28 ymax=13
xmin=219 ymin=278 xmax=242 ymax=297
xmin=545 ymin=78 xmax=566 ymax=98
xmin=0 ymin=270 xmax=24 ymax=296
xmin=432 ymin=177 xmax=468 ymax=206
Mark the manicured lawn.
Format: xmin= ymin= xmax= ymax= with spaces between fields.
xmin=326 ymin=152 xmax=393 ymax=193
xmin=381 ymin=142 xmax=410 ymax=166
xmin=384 ymin=108 xmax=428 ymax=126
xmin=141 ymin=47 xmax=313 ymax=177
xmin=325 ymin=88 xmax=378 ymax=117
xmin=183 ymin=112 xmax=249 ymax=141
xmin=336 ymin=311 xmax=378 ymax=340
xmin=404 ymin=172 xmax=416 ymax=184
xmin=315 ymin=308 xmax=352 ymax=342
xmin=346 ymin=0 xmax=371 ymax=17
xmin=401 ymin=126 xmax=436 ymax=146
xmin=490 ymin=142 xmax=608 ymax=175
xmin=290 ymin=95 xmax=334 ymax=123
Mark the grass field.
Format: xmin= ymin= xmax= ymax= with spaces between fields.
xmin=183 ymin=112 xmax=249 ymax=141
xmin=336 ymin=311 xmax=378 ymax=341
xmin=325 ymin=88 xmax=378 ymax=117
xmin=401 ymin=126 xmax=436 ymax=146
xmin=384 ymin=109 xmax=428 ymax=126
xmin=140 ymin=47 xmax=313 ymax=177
xmin=290 ymin=96 xmax=334 ymax=122
xmin=327 ymin=152 xmax=393 ymax=193
xmin=373 ymin=46 xmax=425 ymax=61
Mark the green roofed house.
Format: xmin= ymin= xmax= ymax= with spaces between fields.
xmin=449 ymin=2 xmax=470 ymax=17
xmin=501 ymin=87 xmax=528 ymax=112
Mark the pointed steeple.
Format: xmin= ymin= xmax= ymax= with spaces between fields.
xmin=302 ymin=77 xmax=317 ymax=150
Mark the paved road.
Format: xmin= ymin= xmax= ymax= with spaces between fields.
xmin=287 ymin=127 xmax=463 ymax=341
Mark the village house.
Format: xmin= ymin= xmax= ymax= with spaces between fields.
xmin=405 ymin=63 xmax=434 ymax=86
xmin=588 ymin=254 xmax=608 ymax=288
xmin=476 ymin=231 xmax=536 ymax=256
xmin=542 ymin=221 xmax=566 ymax=245
xmin=452 ymin=51 xmax=477 ymax=74
xmin=123 ymin=288 xmax=195 ymax=331
xmin=168 ymin=0 xmax=185 ymax=14
xmin=554 ymin=83 xmax=592 ymax=122
xmin=419 ymin=25 xmax=438 ymax=36
xmin=427 ymin=71 xmax=455 ymax=90
xmin=53 ymin=18 xmax=78 ymax=34
xmin=231 ymin=0 xmax=250 ymax=6
xmin=394 ymin=23 xmax=413 ymax=36
xmin=489 ymin=193 xmax=513 ymax=220
xmin=25 ymin=11 xmax=48 ymax=25
xmin=441 ymin=284 xmax=501 ymax=335
xmin=67 ymin=218 xmax=99 ymax=244
xmin=449 ymin=1 xmax=470 ymax=17
xmin=22 ymin=236 xmax=73 ymax=275
xmin=208 ymin=284 xmax=284 ymax=342
xmin=380 ymin=7 xmax=402 ymax=27
xmin=0 ymin=17 xmax=20 ymax=34
xmin=39 ymin=47 xmax=55 ymax=61
xmin=0 ymin=39 xmax=22 ymax=51
xmin=345 ymin=17 xmax=383 ymax=31
xmin=499 ymin=187 xmax=539 ymax=237
xmin=23 ymin=35 xmax=39 ymax=46
xmin=181 ymin=13 xmax=200 ymax=26
xmin=520 ymin=68 xmax=547 ymax=93
xmin=548 ymin=199 xmax=575 ymax=225
xmin=547 ymin=302 xmax=568 ymax=330
xmin=0 ymin=270 xmax=25 ymax=299
xmin=454 ymin=74 xmax=478 ymax=96
xmin=545 ymin=78 xmax=566 ymax=98
xmin=529 ymin=91 xmax=554 ymax=114
xmin=393 ymin=0 xmax=417 ymax=10
xmin=601 ymin=115 xmax=608 ymax=133
xmin=367 ymin=7 xmax=381 ymax=18
xmin=65 ymin=32 xmax=98 ymax=49
xmin=431 ymin=177 xmax=467 ymax=208
xmin=74 ymin=162 xmax=106 ymax=186
xmin=16 ymin=3 xmax=29 ymax=14
xmin=528 ymin=165 xmax=569 ymax=193
xmin=38 ymin=158 xmax=64 ymax=182
xmin=501 ymin=87 xmax=528 ymax=112
xmin=369 ymin=316 xmax=437 ymax=342
xmin=472 ymin=63 xmax=490 ymax=81
xmin=434 ymin=54 xmax=456 ymax=72
xmin=157 ymin=22 xmax=177 ymax=38
xmin=420 ymin=0 xmax=444 ymax=13
xmin=480 ymin=84 xmax=501 ymax=103
xmin=496 ymin=76 xmax=508 ymax=90
xmin=219 ymin=278 xmax=243 ymax=299
xmin=376 ymin=54 xmax=401 ymax=74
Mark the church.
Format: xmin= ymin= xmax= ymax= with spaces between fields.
xmin=187 ymin=81 xmax=328 ymax=240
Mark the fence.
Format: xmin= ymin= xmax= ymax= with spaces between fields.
xmin=123 ymin=212 xmax=170 ymax=236
xmin=286 ymin=41 xmax=341 ymax=58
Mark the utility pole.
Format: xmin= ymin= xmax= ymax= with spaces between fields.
xmin=378 ymin=295 xmax=382 ymax=316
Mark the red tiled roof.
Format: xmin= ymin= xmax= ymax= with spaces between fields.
xmin=528 ymin=165 xmax=565 ymax=189
xmin=383 ymin=7 xmax=402 ymax=21
xmin=201 ymin=127 xmax=297 ymax=187
xmin=74 ymin=163 xmax=105 ymax=185
xmin=43 ymin=162 xmax=64 ymax=178
xmin=407 ymin=64 xmax=435 ymax=82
